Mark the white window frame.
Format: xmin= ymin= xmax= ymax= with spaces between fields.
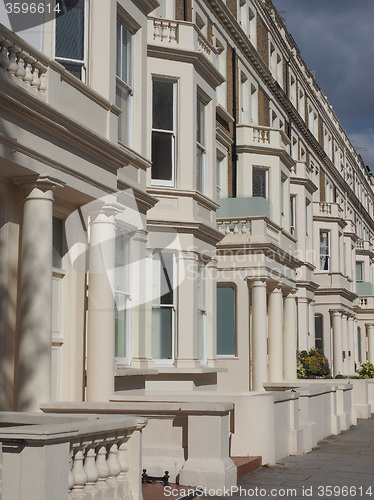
xmin=53 ymin=0 xmax=88 ymax=82
xmin=252 ymin=166 xmax=268 ymax=199
xmin=290 ymin=194 xmax=296 ymax=236
xmin=152 ymin=250 xmax=176 ymax=366
xmin=320 ymin=229 xmax=330 ymax=272
xmin=116 ymin=17 xmax=134 ymax=146
xmin=196 ymin=95 xmax=206 ymax=194
xmin=151 ymin=79 xmax=177 ymax=187
xmin=356 ymin=261 xmax=364 ymax=283
xmin=159 ymin=0 xmax=175 ymax=19
xmin=115 ymin=227 xmax=133 ymax=367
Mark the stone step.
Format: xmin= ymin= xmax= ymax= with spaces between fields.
xmin=232 ymin=456 xmax=262 ymax=477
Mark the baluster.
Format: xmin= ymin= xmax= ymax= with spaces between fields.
xmin=31 ymin=64 xmax=41 ymax=90
xmin=39 ymin=69 xmax=47 ymax=92
xmin=118 ymin=438 xmax=131 ymax=499
xmin=15 ymin=50 xmax=26 ymax=79
xmin=106 ymin=441 xmax=121 ymax=489
xmin=7 ymin=45 xmax=18 ymax=75
xmin=241 ymin=219 xmax=247 ymax=234
xmin=153 ymin=20 xmax=161 ymax=40
xmin=233 ymin=221 xmax=239 ymax=234
xmin=0 ymin=39 xmax=11 ymax=70
xmin=24 ymin=56 xmax=35 ymax=84
xmin=224 ymin=222 xmax=231 ymax=234
xmin=68 ymin=448 xmax=75 ymax=492
xmin=161 ymin=22 xmax=169 ymax=41
xmin=217 ymin=221 xmax=223 ymax=233
xmin=169 ymin=22 xmax=177 ymax=42
xmin=83 ymin=445 xmax=100 ymax=497
xmin=96 ymin=442 xmax=110 ymax=493
xmin=72 ymin=447 xmax=88 ymax=493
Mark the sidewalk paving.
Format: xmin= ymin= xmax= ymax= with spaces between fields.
xmin=201 ymin=416 xmax=374 ymax=499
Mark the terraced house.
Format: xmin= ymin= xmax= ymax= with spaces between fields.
xmin=0 ymin=0 xmax=374 ymax=497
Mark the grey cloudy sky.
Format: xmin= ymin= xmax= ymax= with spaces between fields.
xmin=271 ymin=0 xmax=374 ymax=168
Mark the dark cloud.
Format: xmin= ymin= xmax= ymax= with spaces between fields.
xmin=272 ymin=0 xmax=374 ymax=166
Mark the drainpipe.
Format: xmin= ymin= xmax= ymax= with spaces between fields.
xmin=232 ymin=47 xmax=237 ymax=198
xmin=184 ymin=0 xmax=188 ymax=21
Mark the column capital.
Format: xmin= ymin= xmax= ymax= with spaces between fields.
xmin=88 ymin=198 xmax=124 ymax=220
xmin=181 ymin=250 xmax=199 ymax=262
xmin=330 ymin=309 xmax=343 ymax=317
xmin=267 ymin=282 xmax=283 ymax=293
xmin=12 ymin=174 xmax=65 ymax=200
xmin=247 ymin=277 xmax=267 ymax=287
xmin=366 ymin=323 xmax=374 ymax=329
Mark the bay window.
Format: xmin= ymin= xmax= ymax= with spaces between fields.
xmin=196 ymin=97 xmax=206 ymax=193
xmin=116 ymin=18 xmax=133 ymax=145
xmin=320 ymin=230 xmax=330 ymax=271
xmin=55 ymin=0 xmax=86 ymax=81
xmin=152 ymin=251 xmax=175 ymax=363
xmin=115 ymin=228 xmax=132 ymax=365
xmin=152 ymin=80 xmax=176 ymax=186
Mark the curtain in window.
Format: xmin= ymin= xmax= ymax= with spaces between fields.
xmin=320 ymin=231 xmax=329 ymax=271
xmin=252 ymin=168 xmax=266 ymax=198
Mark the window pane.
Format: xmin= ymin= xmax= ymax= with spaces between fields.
xmin=152 ymin=307 xmax=173 ymax=359
xmin=196 ymin=146 xmax=205 ymax=192
xmin=152 ymin=131 xmax=173 ymax=181
xmin=320 ymin=231 xmax=329 ymax=271
xmin=115 ymin=295 xmax=127 ymax=358
xmin=53 ymin=217 xmax=63 ymax=268
xmin=115 ymin=232 xmax=131 ymax=293
xmin=252 ymin=168 xmax=266 ymax=198
xmin=116 ymin=19 xmax=121 ymax=77
xmin=153 ymin=252 xmax=174 ymax=305
xmin=217 ymin=286 xmax=236 ymax=355
xmin=58 ymin=61 xmax=83 ymax=79
xmin=197 ymin=98 xmax=205 ymax=144
xmin=315 ymin=315 xmax=323 ymax=350
xmin=356 ymin=262 xmax=363 ymax=282
xmin=55 ymin=0 xmax=85 ymax=60
xmin=116 ymin=83 xmax=129 ymax=144
xmin=153 ymin=81 xmax=174 ymax=131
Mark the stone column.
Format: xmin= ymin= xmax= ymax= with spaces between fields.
xmin=353 ymin=318 xmax=358 ymax=367
xmin=347 ymin=315 xmax=355 ymax=374
xmin=130 ymin=230 xmax=154 ymax=369
xmin=206 ymin=258 xmax=218 ymax=368
xmin=86 ymin=201 xmax=118 ymax=401
xmin=331 ymin=310 xmax=343 ymax=376
xmin=268 ymin=285 xmax=283 ymax=382
xmin=175 ymin=251 xmax=200 ymax=368
xmin=341 ymin=313 xmax=348 ymax=375
xmin=296 ymin=297 xmax=308 ymax=351
xmin=283 ymin=290 xmax=297 ymax=380
xmin=16 ymin=175 xmax=63 ymax=411
xmin=251 ymin=279 xmax=268 ymax=391
xmin=367 ymin=324 xmax=374 ymax=364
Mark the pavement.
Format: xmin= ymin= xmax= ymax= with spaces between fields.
xmin=200 ymin=416 xmax=374 ymax=500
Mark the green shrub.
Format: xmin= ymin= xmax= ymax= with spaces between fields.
xmin=358 ymin=362 xmax=374 ymax=379
xmin=297 ymin=348 xmax=331 ymax=379
xmin=335 ymin=374 xmax=344 ymax=379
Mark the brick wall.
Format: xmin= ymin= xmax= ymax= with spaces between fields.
xmin=318 ymin=115 xmax=324 ymax=147
xmin=320 ymin=168 xmax=326 ymax=201
xmin=257 ymin=17 xmax=269 ymax=65
xmin=176 ymin=0 xmax=192 ymax=21
xmin=226 ymin=0 xmax=237 ymax=19
xmin=258 ymin=87 xmax=270 ymax=127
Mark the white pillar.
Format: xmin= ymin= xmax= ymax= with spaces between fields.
xmin=16 ymin=175 xmax=63 ymax=411
xmin=130 ymin=230 xmax=154 ymax=369
xmin=283 ymin=291 xmax=297 ymax=380
xmin=353 ymin=318 xmax=358 ymax=368
xmin=341 ymin=313 xmax=348 ymax=375
xmin=297 ymin=297 xmax=308 ymax=351
xmin=206 ymin=258 xmax=218 ymax=368
xmin=347 ymin=316 xmax=355 ymax=374
xmin=175 ymin=251 xmax=200 ymax=368
xmin=268 ymin=285 xmax=283 ymax=382
xmin=251 ymin=279 xmax=268 ymax=391
xmin=367 ymin=324 xmax=374 ymax=364
xmin=86 ymin=202 xmax=117 ymax=401
xmin=331 ymin=310 xmax=343 ymax=376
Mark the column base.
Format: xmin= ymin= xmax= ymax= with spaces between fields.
xmin=179 ymin=458 xmax=237 ymax=490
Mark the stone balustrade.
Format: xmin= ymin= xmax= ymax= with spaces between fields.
xmin=313 ymin=201 xmax=343 ymax=219
xmin=0 ymin=27 xmax=48 ymax=93
xmin=149 ymin=17 xmax=215 ymax=64
xmin=217 ymin=217 xmax=251 ymax=236
xmin=41 ymin=401 xmax=237 ymax=491
xmin=0 ymin=412 xmax=146 ymax=500
xmin=237 ymin=124 xmax=291 ymax=153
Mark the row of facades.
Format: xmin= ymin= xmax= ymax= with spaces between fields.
xmin=0 ymin=0 xmax=374 ymax=413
